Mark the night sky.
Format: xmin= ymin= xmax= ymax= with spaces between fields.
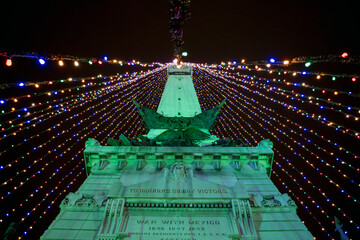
xmin=1 ymin=0 xmax=360 ymax=62
xmin=1 ymin=1 xmax=360 ymax=240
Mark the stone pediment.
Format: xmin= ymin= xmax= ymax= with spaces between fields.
xmin=108 ymin=167 xmax=248 ymax=200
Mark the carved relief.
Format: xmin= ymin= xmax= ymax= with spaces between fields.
xmin=169 ymin=162 xmax=189 ymax=182
xmin=231 ymin=200 xmax=258 ymax=239
xmin=97 ymin=199 xmax=126 ymax=240
xmin=287 ymin=198 xmax=296 ymax=207
xmin=261 ymin=196 xmax=281 ymax=207
xmin=61 ymin=192 xmax=107 ymax=207
xmin=249 ymin=198 xmax=255 ymax=207
xmin=250 ymin=193 xmax=296 ymax=208
xmin=257 ymin=139 xmax=273 ymax=149
xmin=85 ymin=138 xmax=101 ymax=148
xmin=275 ymin=193 xmax=296 ymax=207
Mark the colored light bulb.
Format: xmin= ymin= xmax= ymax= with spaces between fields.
xmin=38 ymin=59 xmax=46 ymax=65
xmin=341 ymin=52 xmax=348 ymax=58
xmin=6 ymin=59 xmax=12 ymax=67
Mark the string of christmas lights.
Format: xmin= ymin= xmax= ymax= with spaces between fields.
xmin=0 ymin=65 xmax=167 ymax=239
xmin=1 ymin=57 xmax=359 ymax=240
xmin=212 ymin=59 xmax=360 ymax=85
xmin=0 ymin=52 xmax=157 ymax=68
xmin=192 ymin=65 xmax=359 ymax=239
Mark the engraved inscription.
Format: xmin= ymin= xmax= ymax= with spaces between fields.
xmin=129 ymin=188 xmax=228 ymax=194
xmin=126 ymin=216 xmax=231 ymax=240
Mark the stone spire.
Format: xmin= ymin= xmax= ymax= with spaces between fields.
xmin=157 ymin=65 xmax=201 ymax=117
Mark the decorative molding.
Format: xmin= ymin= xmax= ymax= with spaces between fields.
xmin=99 ymin=154 xmax=110 ymax=170
xmin=232 ymin=160 xmax=243 ymax=171
xmin=231 ymin=200 xmax=258 ymax=239
xmin=213 ymin=160 xmax=222 ymax=170
xmin=116 ymin=159 xmax=127 ymax=170
xmin=193 ymin=160 xmax=204 ymax=171
xmin=84 ymin=146 xmax=274 ymax=176
xmin=97 ymin=199 xmax=126 ymax=240
xmin=156 ymin=160 xmax=166 ymax=170
xmin=250 ymin=193 xmax=296 ymax=208
xmin=124 ymin=202 xmax=232 ymax=208
xmin=261 ymin=196 xmax=281 ymax=207
xmin=136 ymin=159 xmax=146 ymax=170
xmin=61 ymin=192 xmax=107 ymax=209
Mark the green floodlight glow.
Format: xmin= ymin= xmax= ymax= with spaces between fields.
xmin=88 ymin=61 xmax=93 ymax=65
xmin=332 ymin=77 xmax=336 ymax=81
xmin=305 ymin=62 xmax=311 ymax=67
xmin=181 ymin=52 xmax=188 ymax=57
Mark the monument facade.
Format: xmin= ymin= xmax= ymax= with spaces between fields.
xmin=42 ymin=65 xmax=313 ymax=239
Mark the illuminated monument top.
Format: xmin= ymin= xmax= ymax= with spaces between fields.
xmin=42 ymin=65 xmax=313 ymax=240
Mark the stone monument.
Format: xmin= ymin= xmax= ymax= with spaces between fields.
xmin=41 ymin=65 xmax=313 ymax=239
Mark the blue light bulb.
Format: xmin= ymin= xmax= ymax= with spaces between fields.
xmin=39 ymin=59 xmax=46 ymax=65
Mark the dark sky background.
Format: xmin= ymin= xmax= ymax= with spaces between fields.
xmin=1 ymin=1 xmax=360 ymax=239
xmin=1 ymin=0 xmax=360 ymax=63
